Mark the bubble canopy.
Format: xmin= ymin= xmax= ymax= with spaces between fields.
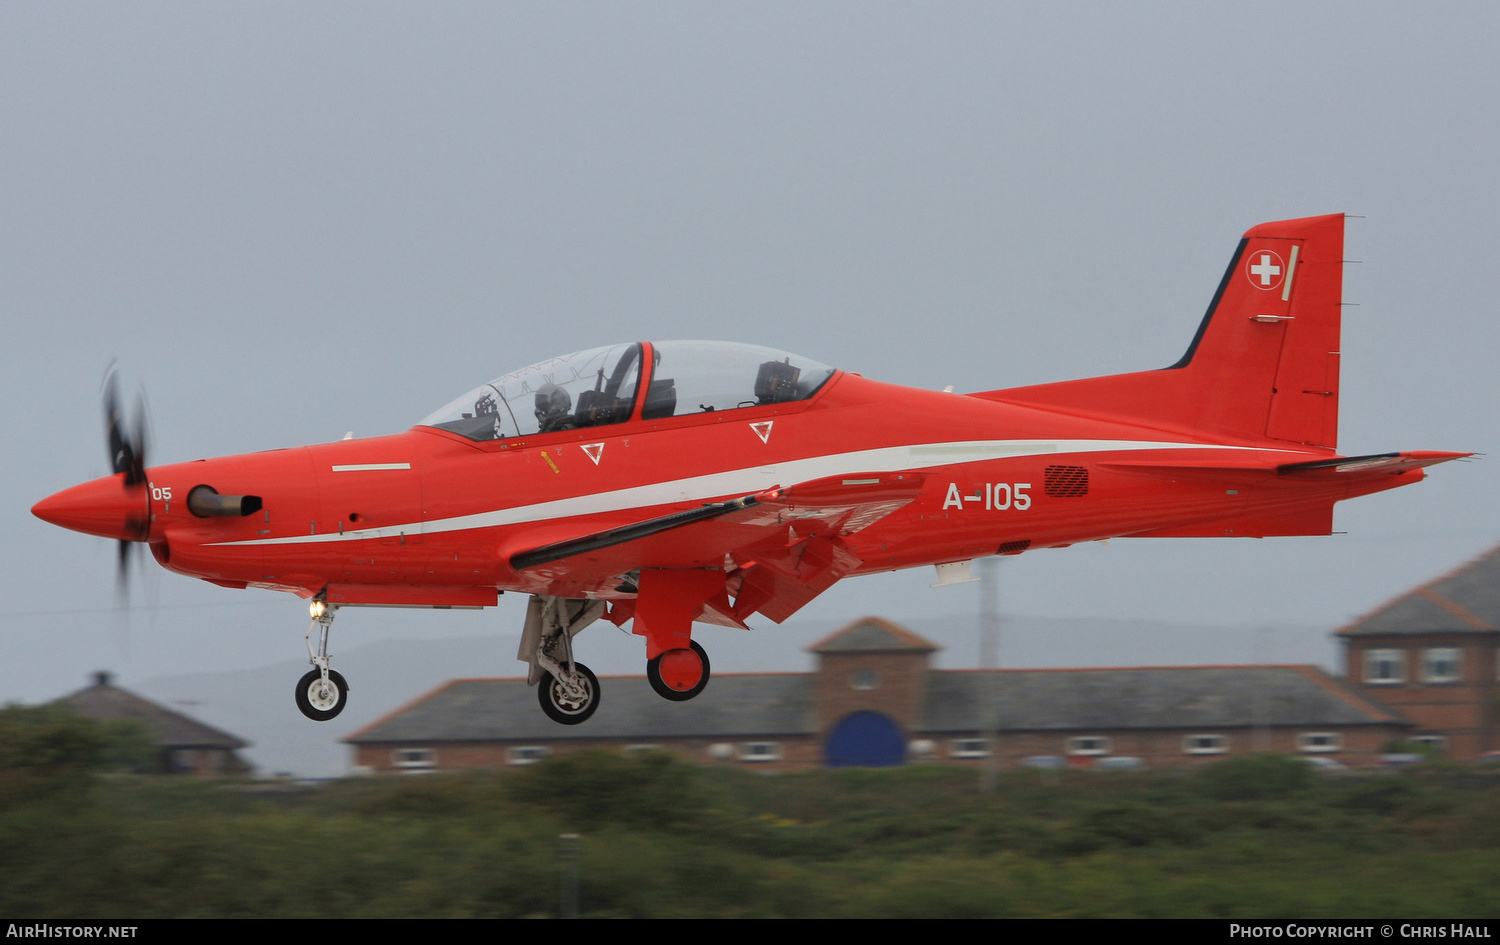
xmin=419 ymin=341 xmax=837 ymax=441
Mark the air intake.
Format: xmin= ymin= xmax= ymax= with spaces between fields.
xmin=997 ymin=540 xmax=1031 ymax=555
xmin=1045 ymin=465 xmax=1089 ymax=497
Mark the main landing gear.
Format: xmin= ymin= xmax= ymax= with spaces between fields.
xmin=295 ymin=600 xmax=350 ymax=721
xmin=539 ymin=662 xmax=600 ymax=725
xmin=520 ymin=584 xmax=718 ymax=725
xmin=522 ymin=596 xmax=606 ymax=726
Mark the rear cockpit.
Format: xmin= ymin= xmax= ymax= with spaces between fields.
xmin=419 ymin=341 xmax=836 ymax=441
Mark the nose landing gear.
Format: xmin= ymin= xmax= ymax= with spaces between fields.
xmin=295 ymin=667 xmax=350 ymax=722
xmin=295 ymin=600 xmax=350 ymax=721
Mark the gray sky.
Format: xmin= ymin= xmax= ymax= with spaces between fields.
xmin=3 ymin=2 xmax=1495 ymax=711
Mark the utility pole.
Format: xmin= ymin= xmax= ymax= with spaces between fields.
xmin=980 ymin=557 xmax=1000 ymax=793
xmin=559 ymin=833 xmax=580 ymax=918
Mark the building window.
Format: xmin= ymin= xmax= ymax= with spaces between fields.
xmin=1297 ymin=732 xmax=1342 ymax=754
xmin=707 ymin=743 xmax=736 ymax=761
xmin=1364 ymin=649 xmax=1405 ymax=685
xmin=949 ymin=738 xmax=990 ymax=759
xmin=1066 ymin=736 xmax=1111 ymax=756
xmin=1422 ymin=648 xmax=1462 ymax=684
xmin=850 ymin=669 xmax=880 ymax=691
xmin=1183 ymin=734 xmax=1228 ymax=755
xmin=392 ymin=748 xmax=436 ymax=771
xmin=739 ymin=742 xmax=783 ymax=763
xmin=507 ymin=746 xmax=551 ymax=766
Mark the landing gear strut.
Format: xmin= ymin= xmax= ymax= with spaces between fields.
xmin=296 ymin=600 xmax=349 ymax=721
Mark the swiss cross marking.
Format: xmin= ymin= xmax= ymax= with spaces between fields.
xmin=1247 ymin=250 xmax=1284 ymax=290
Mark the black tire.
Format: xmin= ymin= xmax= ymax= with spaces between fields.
xmin=538 ymin=662 xmax=600 ymax=725
xmin=646 ymin=640 xmax=711 ymax=702
xmin=295 ymin=668 xmax=349 ymax=722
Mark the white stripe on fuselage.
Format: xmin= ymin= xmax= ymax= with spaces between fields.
xmin=209 ymin=438 xmax=1296 ymax=547
xmin=331 ymin=463 xmax=412 ymax=472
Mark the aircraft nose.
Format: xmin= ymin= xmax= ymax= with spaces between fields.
xmin=32 ymin=474 xmax=151 ymax=542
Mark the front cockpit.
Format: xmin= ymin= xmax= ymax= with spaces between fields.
xmin=419 ymin=341 xmax=837 ymax=441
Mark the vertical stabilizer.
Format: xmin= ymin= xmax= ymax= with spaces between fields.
xmin=984 ymin=214 xmax=1345 ymax=449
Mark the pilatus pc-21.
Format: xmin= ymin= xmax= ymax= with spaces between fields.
xmin=33 ymin=214 xmax=1466 ymax=725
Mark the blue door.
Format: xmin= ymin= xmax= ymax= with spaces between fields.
xmin=825 ymin=711 xmax=904 ymax=767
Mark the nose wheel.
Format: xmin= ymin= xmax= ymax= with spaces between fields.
xmin=538 ymin=662 xmax=599 ymax=725
xmin=295 ymin=599 xmax=350 ymax=721
xmin=647 ymin=640 xmax=710 ymax=701
xmin=295 ymin=668 xmax=350 ymax=721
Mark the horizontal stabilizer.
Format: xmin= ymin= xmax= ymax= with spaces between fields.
xmin=1277 ymin=450 xmax=1472 ymax=477
xmin=1100 ymin=449 xmax=1472 ymax=483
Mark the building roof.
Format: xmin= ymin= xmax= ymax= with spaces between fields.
xmin=920 ymin=665 xmax=1402 ymax=733
xmin=1339 ymin=543 xmax=1500 ymax=637
xmin=808 ymin=616 xmax=939 ymax=654
xmin=54 ymin=672 xmax=249 ymax=750
xmin=348 ymin=672 xmax=818 ymax=744
xmin=347 ymin=664 xmax=1400 ymax=745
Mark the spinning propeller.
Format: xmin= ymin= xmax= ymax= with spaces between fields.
xmin=31 ymin=365 xmax=264 ymax=600
xmin=102 ymin=364 xmax=152 ymax=593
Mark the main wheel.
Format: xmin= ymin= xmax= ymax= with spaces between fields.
xmin=295 ymin=668 xmax=349 ymax=721
xmin=647 ymin=640 xmax=710 ymax=702
xmin=538 ymin=662 xmax=600 ymax=725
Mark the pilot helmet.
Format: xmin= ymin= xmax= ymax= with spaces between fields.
xmin=534 ymin=383 xmax=571 ymax=423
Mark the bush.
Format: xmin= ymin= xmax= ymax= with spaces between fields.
xmin=1193 ymin=753 xmax=1316 ymax=801
xmin=0 ymin=704 xmax=155 ymax=806
xmin=504 ymin=749 xmax=712 ymax=830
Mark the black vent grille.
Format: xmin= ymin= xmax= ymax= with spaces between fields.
xmin=997 ymin=540 xmax=1031 ymax=555
xmin=1045 ymin=464 xmax=1089 ymax=497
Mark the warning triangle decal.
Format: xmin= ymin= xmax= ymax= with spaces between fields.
xmin=581 ymin=443 xmax=605 ymax=465
xmin=750 ymin=420 xmax=774 ymax=444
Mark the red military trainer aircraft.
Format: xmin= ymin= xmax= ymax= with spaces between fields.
xmin=34 ymin=214 xmax=1467 ymax=725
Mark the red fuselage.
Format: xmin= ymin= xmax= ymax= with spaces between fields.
xmin=33 ymin=368 xmax=1421 ymax=610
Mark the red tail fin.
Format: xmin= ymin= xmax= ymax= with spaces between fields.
xmin=983 ymin=214 xmax=1345 ymax=449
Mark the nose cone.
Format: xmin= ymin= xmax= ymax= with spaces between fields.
xmin=33 ymin=474 xmax=151 ymax=541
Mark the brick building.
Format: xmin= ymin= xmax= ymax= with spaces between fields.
xmin=346 ymin=617 xmax=1405 ymax=773
xmin=1338 ymin=543 xmax=1500 ymax=759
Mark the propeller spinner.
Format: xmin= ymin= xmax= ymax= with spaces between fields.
xmin=31 ymin=366 xmax=154 ymax=592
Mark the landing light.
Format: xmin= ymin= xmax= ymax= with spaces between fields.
xmin=310 ymin=600 xmax=328 ymax=619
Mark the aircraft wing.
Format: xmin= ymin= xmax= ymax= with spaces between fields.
xmin=510 ymin=471 xmax=926 ymax=623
